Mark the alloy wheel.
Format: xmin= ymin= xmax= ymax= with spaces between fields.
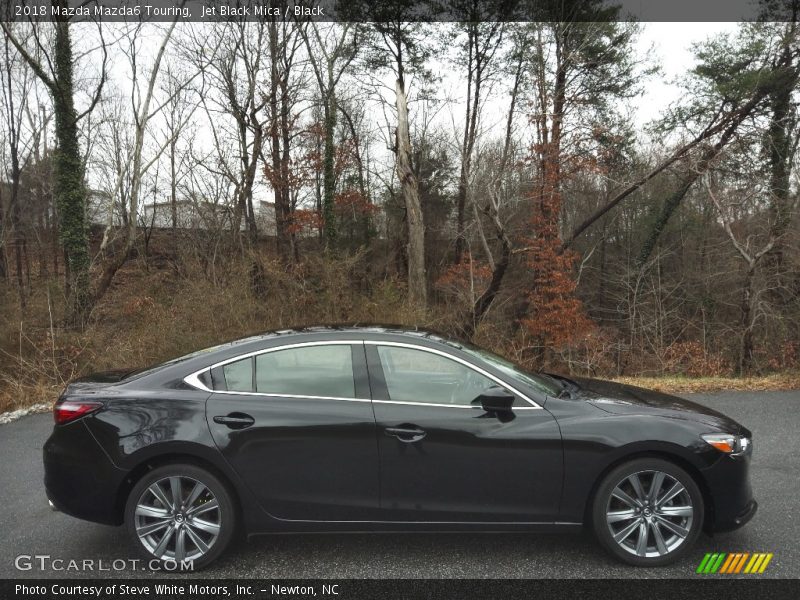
xmin=134 ymin=475 xmax=221 ymax=562
xmin=605 ymin=469 xmax=694 ymax=558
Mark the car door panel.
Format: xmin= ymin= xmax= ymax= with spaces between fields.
xmin=208 ymin=394 xmax=379 ymax=521
xmin=367 ymin=344 xmax=563 ymax=522
xmin=206 ymin=343 xmax=380 ymax=521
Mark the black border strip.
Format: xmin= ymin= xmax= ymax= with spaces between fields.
xmin=4 ymin=578 xmax=800 ymax=600
xmin=2 ymin=0 xmax=798 ymax=23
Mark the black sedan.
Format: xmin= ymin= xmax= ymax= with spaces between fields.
xmin=44 ymin=326 xmax=757 ymax=569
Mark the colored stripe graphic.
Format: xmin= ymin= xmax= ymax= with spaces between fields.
xmin=719 ymin=553 xmax=737 ymax=573
xmin=696 ymin=553 xmax=712 ymax=573
xmin=744 ymin=554 xmax=760 ymax=573
xmin=758 ymin=554 xmax=773 ymax=573
xmin=710 ymin=553 xmax=726 ymax=573
xmin=734 ymin=553 xmax=750 ymax=573
xmin=696 ymin=552 xmax=772 ymax=574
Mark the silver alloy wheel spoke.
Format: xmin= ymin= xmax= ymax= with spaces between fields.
xmin=185 ymin=525 xmax=211 ymax=554
xmin=649 ymin=471 xmax=665 ymax=503
xmin=658 ymin=505 xmax=693 ymax=518
xmin=607 ymin=509 xmax=637 ymax=524
xmin=136 ymin=505 xmax=171 ymax=519
xmin=634 ymin=522 xmax=648 ymax=556
xmin=656 ymin=482 xmax=683 ymax=508
xmin=175 ymin=526 xmax=186 ymax=562
xmin=190 ymin=517 xmax=221 ymax=535
xmin=149 ymin=483 xmax=173 ymax=511
xmin=612 ymin=487 xmax=641 ymax=509
xmin=187 ymin=498 xmax=218 ymax=517
xmin=613 ymin=518 xmax=641 ymax=543
xmin=628 ymin=474 xmax=647 ymax=503
xmin=153 ymin=523 xmax=176 ymax=558
xmin=134 ymin=475 xmax=221 ymax=562
xmin=651 ymin=521 xmax=668 ymax=555
xmin=606 ymin=470 xmax=694 ymax=558
xmin=185 ymin=481 xmax=207 ymax=507
xmin=655 ymin=515 xmax=689 ymax=538
xmin=170 ymin=477 xmax=183 ymax=509
xmin=137 ymin=519 xmax=172 ymax=538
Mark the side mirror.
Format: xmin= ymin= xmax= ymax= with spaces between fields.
xmin=474 ymin=385 xmax=515 ymax=413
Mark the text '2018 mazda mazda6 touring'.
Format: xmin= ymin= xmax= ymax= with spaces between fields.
xmin=44 ymin=326 xmax=756 ymax=569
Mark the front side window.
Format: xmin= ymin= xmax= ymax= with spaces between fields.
xmin=376 ymin=345 xmax=495 ymax=406
xmin=218 ymin=345 xmax=356 ymax=398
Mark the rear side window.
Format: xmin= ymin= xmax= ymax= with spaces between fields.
xmin=256 ymin=345 xmax=355 ymax=398
xmin=223 ymin=358 xmax=253 ymax=392
xmin=216 ymin=345 xmax=356 ymax=399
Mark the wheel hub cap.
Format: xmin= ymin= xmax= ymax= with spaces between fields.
xmin=606 ymin=469 xmax=694 ymax=558
xmin=134 ymin=475 xmax=221 ymax=562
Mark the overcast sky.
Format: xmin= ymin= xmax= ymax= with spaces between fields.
xmin=635 ymin=22 xmax=737 ymax=123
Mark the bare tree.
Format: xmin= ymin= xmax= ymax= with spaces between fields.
xmin=300 ymin=23 xmax=358 ymax=248
xmin=95 ymin=19 xmax=181 ymax=302
xmin=1 ymin=7 xmax=108 ymax=326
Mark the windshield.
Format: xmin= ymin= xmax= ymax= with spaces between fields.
xmin=456 ymin=345 xmax=562 ymax=397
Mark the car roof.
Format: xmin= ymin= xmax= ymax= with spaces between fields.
xmin=122 ymin=325 xmax=467 ymax=386
xmin=215 ymin=324 xmax=458 ymax=347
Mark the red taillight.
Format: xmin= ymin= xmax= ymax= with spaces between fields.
xmin=54 ymin=400 xmax=103 ymax=424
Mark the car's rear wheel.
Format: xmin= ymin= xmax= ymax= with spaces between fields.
xmin=125 ymin=463 xmax=236 ymax=570
xmin=592 ymin=458 xmax=704 ymax=566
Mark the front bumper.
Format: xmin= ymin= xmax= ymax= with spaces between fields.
xmin=701 ymin=450 xmax=756 ymax=532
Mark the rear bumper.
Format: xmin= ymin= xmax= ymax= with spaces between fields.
xmin=43 ymin=420 xmax=126 ymax=525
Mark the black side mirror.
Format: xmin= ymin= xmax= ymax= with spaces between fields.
xmin=474 ymin=385 xmax=515 ymax=413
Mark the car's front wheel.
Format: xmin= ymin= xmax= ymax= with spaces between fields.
xmin=125 ymin=463 xmax=236 ymax=570
xmin=592 ymin=457 xmax=704 ymax=566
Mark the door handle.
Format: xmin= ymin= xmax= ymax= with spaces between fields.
xmin=213 ymin=412 xmax=255 ymax=430
xmin=385 ymin=426 xmax=426 ymax=443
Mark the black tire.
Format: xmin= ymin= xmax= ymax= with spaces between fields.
xmin=591 ymin=457 xmax=704 ymax=566
xmin=125 ymin=463 xmax=236 ymax=571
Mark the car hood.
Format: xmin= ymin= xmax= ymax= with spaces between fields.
xmin=563 ymin=375 xmax=744 ymax=433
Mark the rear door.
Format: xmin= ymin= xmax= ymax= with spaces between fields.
xmin=206 ymin=342 xmax=379 ymax=521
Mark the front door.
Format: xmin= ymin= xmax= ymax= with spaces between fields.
xmin=206 ymin=342 xmax=379 ymax=521
xmin=367 ymin=343 xmax=563 ymax=522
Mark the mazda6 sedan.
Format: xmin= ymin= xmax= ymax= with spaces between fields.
xmin=44 ymin=326 xmax=757 ymax=569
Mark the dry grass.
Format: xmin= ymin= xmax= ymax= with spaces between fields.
xmin=612 ymin=373 xmax=800 ymax=394
xmin=1 ymin=252 xmax=798 ymax=416
xmin=0 ymin=252 xmax=441 ymax=414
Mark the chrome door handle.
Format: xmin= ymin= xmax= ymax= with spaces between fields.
xmin=385 ymin=426 xmax=426 ymax=443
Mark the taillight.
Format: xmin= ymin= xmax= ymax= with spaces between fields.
xmin=54 ymin=400 xmax=103 ymax=424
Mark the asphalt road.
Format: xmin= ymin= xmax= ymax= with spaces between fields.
xmin=1 ymin=391 xmax=798 ymax=579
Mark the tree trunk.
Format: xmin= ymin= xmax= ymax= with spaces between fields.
xmin=170 ymin=138 xmax=178 ymax=232
xmin=454 ymin=26 xmax=479 ymax=264
xmin=269 ymin=21 xmax=291 ymax=262
xmin=395 ymin=77 xmax=426 ymax=307
xmin=636 ymin=175 xmax=696 ymax=267
xmin=322 ymin=91 xmax=337 ymax=248
xmin=763 ymin=63 xmax=797 ymax=284
xmin=738 ymin=264 xmax=756 ymax=375
xmin=52 ymin=17 xmax=91 ymax=327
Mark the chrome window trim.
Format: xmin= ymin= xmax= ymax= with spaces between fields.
xmin=214 ymin=390 xmax=371 ymax=403
xmin=183 ymin=340 xmax=364 ymax=395
xmin=366 ymin=341 xmax=542 ymax=409
xmin=183 ymin=338 xmax=543 ymax=410
xmin=371 ymin=400 xmax=541 ymax=410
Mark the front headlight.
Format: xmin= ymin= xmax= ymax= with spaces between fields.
xmin=702 ymin=433 xmax=751 ymax=455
